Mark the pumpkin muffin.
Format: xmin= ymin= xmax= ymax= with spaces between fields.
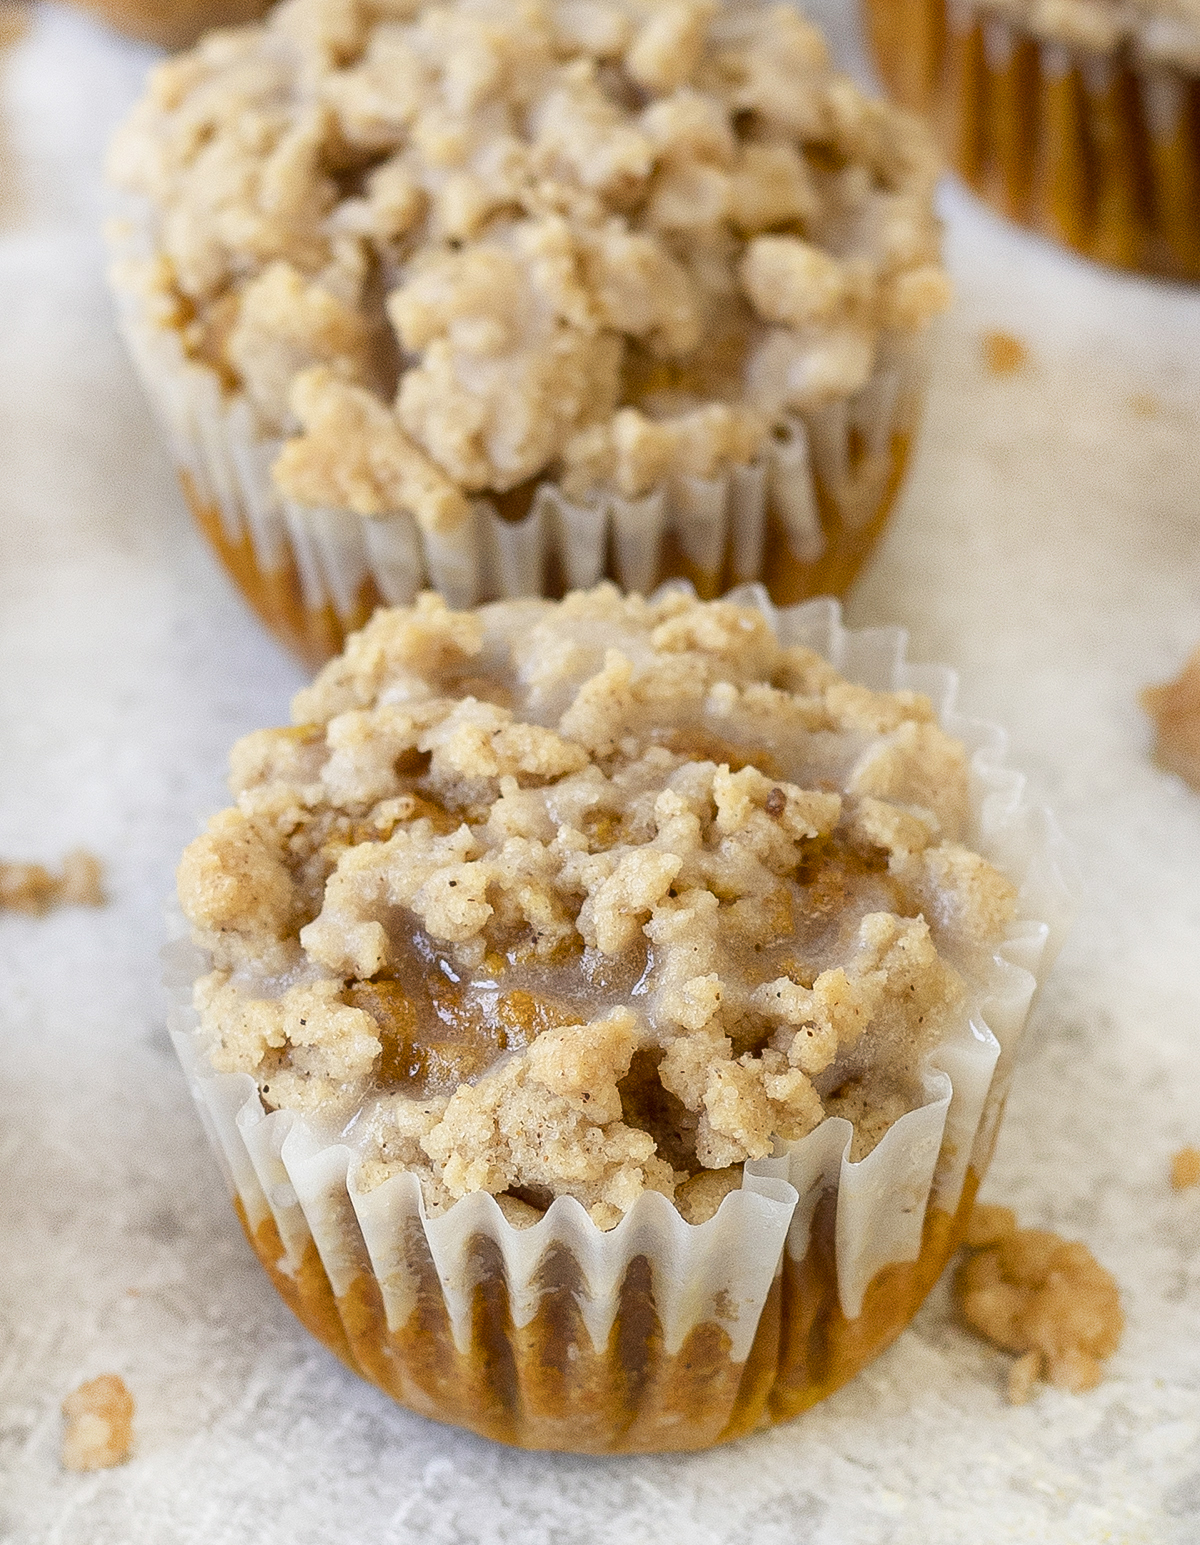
xmin=864 ymin=0 xmax=1200 ymax=280
xmin=169 ymin=584 xmax=1070 ymax=1451
xmin=107 ymin=0 xmax=950 ymax=666
xmin=68 ymin=0 xmax=268 ymax=52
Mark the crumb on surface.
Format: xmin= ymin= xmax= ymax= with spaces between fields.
xmin=1143 ymin=646 xmax=1200 ymax=791
xmin=956 ymin=1204 xmax=1123 ymax=1404
xmin=61 ymin=1375 xmax=134 ymax=1472
xmin=1130 ymin=391 xmax=1159 ymax=419
xmin=1171 ymin=1146 xmax=1200 ymax=1190
xmin=982 ymin=329 xmax=1028 ymax=377
xmin=0 ymin=849 xmax=105 ymax=915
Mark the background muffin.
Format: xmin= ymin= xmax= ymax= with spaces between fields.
xmin=169 ymin=585 xmax=1071 ymax=1451
xmin=108 ymin=0 xmax=950 ymax=666
xmin=68 ymin=0 xmax=268 ymax=52
xmin=864 ymin=0 xmax=1200 ymax=280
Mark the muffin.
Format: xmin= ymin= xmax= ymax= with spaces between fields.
xmin=168 ymin=584 xmax=1070 ymax=1451
xmin=68 ymin=0 xmax=268 ymax=52
xmin=107 ymin=0 xmax=950 ymax=668
xmin=864 ymin=0 xmax=1200 ymax=280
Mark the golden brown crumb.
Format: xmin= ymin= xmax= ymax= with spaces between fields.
xmin=0 ymin=850 xmax=105 ymax=915
xmin=1171 ymin=1146 xmax=1200 ymax=1190
xmin=61 ymin=1375 xmax=134 ymax=1472
xmin=982 ymin=330 xmax=1028 ymax=377
xmin=956 ymin=1206 xmax=1123 ymax=1403
xmin=1130 ymin=391 xmax=1160 ymax=419
xmin=1143 ymin=647 xmax=1200 ymax=791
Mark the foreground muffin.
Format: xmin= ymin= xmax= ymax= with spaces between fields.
xmin=865 ymin=0 xmax=1200 ymax=279
xmin=107 ymin=0 xmax=949 ymax=666
xmin=169 ymin=585 xmax=1069 ymax=1450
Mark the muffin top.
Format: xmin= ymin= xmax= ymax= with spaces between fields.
xmin=109 ymin=0 xmax=948 ymax=534
xmin=178 ymin=586 xmax=1018 ymax=1229
xmin=968 ymin=0 xmax=1200 ymax=61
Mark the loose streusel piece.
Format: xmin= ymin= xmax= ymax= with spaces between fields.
xmin=1143 ymin=647 xmax=1200 ymax=791
xmin=0 ymin=850 xmax=105 ymax=915
xmin=956 ymin=1204 xmax=1123 ymax=1404
xmin=1171 ymin=1146 xmax=1200 ymax=1190
xmin=61 ymin=1375 xmax=135 ymax=1472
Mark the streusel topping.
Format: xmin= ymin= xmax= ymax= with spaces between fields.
xmin=179 ymin=587 xmax=1016 ymax=1227
xmin=109 ymin=0 xmax=948 ymax=532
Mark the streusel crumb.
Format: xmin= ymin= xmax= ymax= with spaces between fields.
xmin=1171 ymin=1146 xmax=1200 ymax=1190
xmin=956 ymin=1205 xmax=1123 ymax=1403
xmin=61 ymin=1374 xmax=135 ymax=1472
xmin=982 ymin=329 xmax=1027 ymax=378
xmin=1143 ymin=646 xmax=1200 ymax=791
xmin=109 ymin=0 xmax=949 ymax=530
xmin=180 ymin=587 xmax=1016 ymax=1225
xmin=0 ymin=850 xmax=105 ymax=915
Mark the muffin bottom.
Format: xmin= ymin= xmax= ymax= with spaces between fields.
xmin=234 ymin=1163 xmax=977 ymax=1454
xmin=182 ymin=431 xmax=913 ymax=670
xmin=864 ymin=0 xmax=1200 ymax=281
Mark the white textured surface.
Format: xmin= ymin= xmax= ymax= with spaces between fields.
xmin=1 ymin=3 xmax=1199 ymax=1540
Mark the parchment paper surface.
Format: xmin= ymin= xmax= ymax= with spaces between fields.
xmin=1 ymin=3 xmax=1199 ymax=1540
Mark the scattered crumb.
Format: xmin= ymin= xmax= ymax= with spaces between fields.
xmin=1171 ymin=1147 xmax=1200 ymax=1190
xmin=1143 ymin=647 xmax=1200 ymax=790
xmin=61 ymin=1375 xmax=134 ymax=1472
xmin=1130 ymin=391 xmax=1160 ymax=419
xmin=0 ymin=850 xmax=106 ymax=915
xmin=955 ymin=1204 xmax=1123 ymax=1404
xmin=982 ymin=329 xmax=1028 ymax=377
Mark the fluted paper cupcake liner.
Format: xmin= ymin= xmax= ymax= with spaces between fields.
xmin=109 ymin=226 xmax=928 ymax=668
xmin=166 ymin=592 xmax=1073 ymax=1451
xmin=866 ymin=0 xmax=1200 ymax=280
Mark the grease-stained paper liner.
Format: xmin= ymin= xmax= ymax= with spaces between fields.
xmin=108 ymin=225 xmax=928 ymax=668
xmin=166 ymin=594 xmax=1073 ymax=1451
xmin=866 ymin=0 xmax=1200 ymax=280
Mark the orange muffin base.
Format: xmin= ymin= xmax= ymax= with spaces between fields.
xmin=183 ymin=431 xmax=914 ymax=671
xmin=234 ymin=1166 xmax=978 ymax=1454
xmin=68 ymin=0 xmax=270 ymax=50
xmin=865 ymin=0 xmax=1200 ymax=282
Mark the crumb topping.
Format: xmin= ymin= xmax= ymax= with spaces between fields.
xmin=1143 ymin=645 xmax=1200 ymax=792
xmin=109 ymin=0 xmax=948 ymax=531
xmin=61 ymin=1375 xmax=135 ymax=1473
xmin=956 ymin=1204 xmax=1124 ymax=1404
xmin=0 ymin=850 xmax=105 ymax=915
xmin=179 ymin=587 xmax=1017 ymax=1227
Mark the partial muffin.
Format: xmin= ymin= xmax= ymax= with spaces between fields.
xmin=67 ymin=0 xmax=268 ymax=52
xmin=864 ymin=0 xmax=1200 ymax=279
xmin=169 ymin=584 xmax=1070 ymax=1451
xmin=107 ymin=0 xmax=950 ymax=666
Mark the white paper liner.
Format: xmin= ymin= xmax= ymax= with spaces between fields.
xmin=107 ymin=223 xmax=927 ymax=624
xmin=167 ymin=596 xmax=1073 ymax=1384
